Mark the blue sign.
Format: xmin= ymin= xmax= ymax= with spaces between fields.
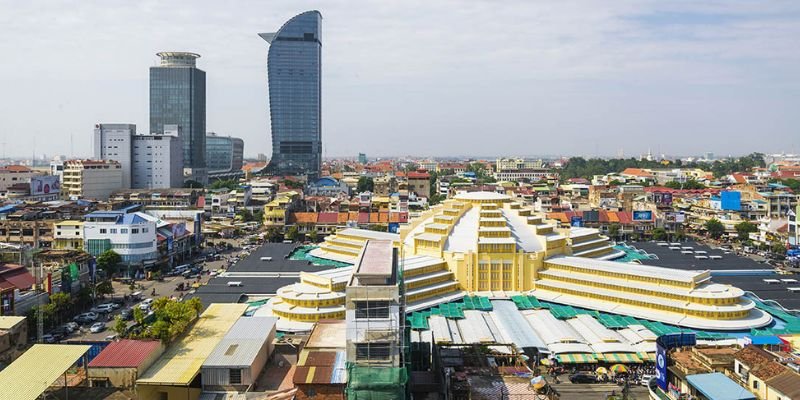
xmin=388 ymin=223 xmax=400 ymax=233
xmin=570 ymin=216 xmax=583 ymax=227
xmin=721 ymin=191 xmax=742 ymax=211
xmin=656 ymin=342 xmax=668 ymax=391
xmin=632 ymin=210 xmax=653 ymax=221
xmin=655 ymin=332 xmax=697 ymax=391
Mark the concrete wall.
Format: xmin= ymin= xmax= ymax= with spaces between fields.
xmin=89 ymin=367 xmax=138 ymax=388
xmin=296 ymin=384 xmax=345 ymax=400
xmin=137 ymin=384 xmax=201 ymax=400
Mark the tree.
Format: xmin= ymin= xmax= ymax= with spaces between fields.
xmin=49 ymin=292 xmax=72 ymax=325
xmin=664 ymin=179 xmax=706 ymax=190
xmin=264 ymin=227 xmax=282 ymax=242
xmin=133 ymin=307 xmax=145 ymax=326
xmin=286 ymin=226 xmax=299 ymax=242
xmin=705 ymin=219 xmax=725 ymax=239
xmin=96 ymin=280 xmax=114 ymax=297
xmin=112 ymin=315 xmax=127 ymax=337
xmin=608 ymin=224 xmax=621 ymax=240
xmin=357 ymin=176 xmax=374 ymax=193
xmin=735 ymin=221 xmax=758 ymax=242
xmin=307 ymin=230 xmax=319 ymax=243
xmin=209 ymin=178 xmax=239 ymax=191
xmin=651 ymin=228 xmax=668 ymax=241
xmin=96 ymin=250 xmax=122 ymax=276
xmin=236 ymin=208 xmax=254 ymax=222
xmin=771 ymin=242 xmax=787 ymax=256
xmin=183 ymin=179 xmax=203 ymax=188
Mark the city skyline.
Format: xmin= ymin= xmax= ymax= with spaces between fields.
xmin=0 ymin=1 xmax=799 ymax=159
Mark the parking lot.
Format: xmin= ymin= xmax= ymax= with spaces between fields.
xmin=51 ymin=238 xmax=256 ymax=343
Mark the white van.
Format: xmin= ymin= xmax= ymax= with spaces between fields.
xmin=260 ymin=257 xmax=273 ymax=261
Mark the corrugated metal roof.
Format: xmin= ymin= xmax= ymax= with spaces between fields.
xmin=136 ymin=303 xmax=248 ymax=386
xmin=203 ymin=317 xmax=277 ymax=368
xmin=88 ymin=340 xmax=161 ymax=368
xmin=0 ymin=316 xmax=26 ymax=330
xmin=0 ymin=344 xmax=91 ymax=400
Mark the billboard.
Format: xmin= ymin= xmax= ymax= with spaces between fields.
xmin=655 ymin=332 xmax=697 ymax=391
xmin=30 ymin=175 xmax=60 ymax=196
xmin=388 ymin=222 xmax=400 ymax=233
xmin=665 ymin=212 xmax=686 ymax=223
xmin=632 ymin=210 xmax=653 ymax=221
xmin=721 ymin=191 xmax=742 ymax=211
xmin=656 ymin=342 xmax=668 ymax=391
xmin=570 ymin=216 xmax=583 ymax=227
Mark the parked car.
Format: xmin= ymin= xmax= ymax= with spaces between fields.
xmin=41 ymin=334 xmax=58 ymax=344
xmin=91 ymin=304 xmax=115 ymax=314
xmin=62 ymin=322 xmax=78 ymax=333
xmin=639 ymin=374 xmax=654 ymax=386
xmin=74 ymin=312 xmax=99 ymax=323
xmin=569 ymin=373 xmax=597 ymax=384
xmin=119 ymin=308 xmax=133 ymax=321
xmin=89 ymin=322 xmax=106 ymax=333
xmin=139 ymin=298 xmax=154 ymax=311
xmin=104 ymin=334 xmax=118 ymax=341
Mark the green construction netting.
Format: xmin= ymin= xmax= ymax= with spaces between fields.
xmin=346 ymin=363 xmax=408 ymax=400
xmin=750 ymin=298 xmax=800 ymax=334
xmin=461 ymin=295 xmax=493 ymax=311
xmin=408 ymin=313 xmax=429 ymax=330
xmin=548 ymin=304 xmax=599 ymax=319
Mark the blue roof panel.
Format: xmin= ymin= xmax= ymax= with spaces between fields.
xmin=686 ymin=373 xmax=755 ymax=400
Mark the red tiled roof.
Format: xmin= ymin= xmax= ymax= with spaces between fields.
xmin=398 ymin=212 xmax=409 ymax=223
xmin=348 ymin=212 xmax=359 ymax=222
xmin=616 ymin=212 xmax=632 ymax=224
xmin=293 ymin=212 xmax=318 ymax=224
xmin=389 ymin=213 xmax=400 ymax=223
xmin=378 ymin=212 xmax=389 ymax=223
xmin=358 ymin=212 xmax=370 ymax=223
xmin=317 ymin=212 xmax=339 ymax=224
xmin=88 ymin=340 xmax=161 ymax=368
xmin=369 ymin=213 xmax=380 ymax=223
xmin=621 ymin=168 xmax=654 ymax=178
xmin=0 ymin=264 xmax=35 ymax=290
xmin=338 ymin=212 xmax=349 ymax=224
xmin=407 ymin=171 xmax=430 ymax=179
xmin=0 ymin=165 xmax=32 ymax=173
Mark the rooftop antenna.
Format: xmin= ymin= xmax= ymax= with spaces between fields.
xmin=32 ymin=136 xmax=36 ymax=167
xmin=70 ymin=133 xmax=74 ymax=158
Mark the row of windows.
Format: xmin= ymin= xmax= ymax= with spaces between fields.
xmin=540 ymin=272 xmax=737 ymax=305
xmin=272 ymin=309 xmax=344 ymax=321
xmin=545 ymin=263 xmax=692 ymax=288
xmin=536 ymin=283 xmax=749 ymax=319
xmin=111 ymin=242 xmax=155 ymax=250
xmin=280 ymin=296 xmax=343 ymax=308
xmin=98 ymin=227 xmax=149 ymax=234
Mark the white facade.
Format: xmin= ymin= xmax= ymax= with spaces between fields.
xmin=93 ymin=123 xmax=135 ymax=189
xmin=62 ymin=160 xmax=124 ymax=201
xmin=0 ymin=166 xmax=37 ymax=191
xmin=83 ymin=211 xmax=159 ymax=264
xmin=131 ymin=133 xmax=183 ymax=189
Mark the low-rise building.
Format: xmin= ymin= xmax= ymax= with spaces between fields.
xmin=53 ymin=220 xmax=84 ymax=250
xmin=293 ymin=320 xmax=347 ymax=400
xmin=0 ymin=165 xmax=39 ymax=191
xmin=201 ymin=316 xmax=277 ymax=392
xmin=88 ymin=340 xmax=164 ymax=388
xmin=406 ymin=170 xmax=430 ymax=199
xmin=62 ymin=159 xmax=124 ymax=200
xmin=132 ymin=133 xmax=184 ymax=189
xmin=0 ymin=316 xmax=27 ymax=364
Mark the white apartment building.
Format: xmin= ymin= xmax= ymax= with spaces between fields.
xmin=62 ymin=160 xmax=123 ymax=201
xmin=131 ymin=133 xmax=184 ymax=189
xmin=0 ymin=165 xmax=38 ymax=191
xmin=93 ymin=123 xmax=135 ymax=189
xmin=83 ymin=208 xmax=159 ymax=265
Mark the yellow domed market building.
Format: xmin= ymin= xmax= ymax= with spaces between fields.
xmin=262 ymin=191 xmax=772 ymax=332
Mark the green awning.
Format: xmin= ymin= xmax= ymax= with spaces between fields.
xmin=556 ymin=353 xmax=597 ymax=363
xmin=600 ymin=353 xmax=642 ymax=363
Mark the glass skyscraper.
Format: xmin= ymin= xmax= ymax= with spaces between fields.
xmin=259 ymin=11 xmax=322 ymax=178
xmin=149 ymin=52 xmax=206 ymax=182
xmin=206 ymin=133 xmax=244 ymax=174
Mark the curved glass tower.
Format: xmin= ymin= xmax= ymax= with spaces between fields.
xmin=259 ymin=11 xmax=322 ymax=178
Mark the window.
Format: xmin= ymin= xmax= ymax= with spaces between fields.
xmin=229 ymin=369 xmax=242 ymax=384
xmin=159 ymin=392 xmax=168 ymax=400
xmin=142 ymin=227 xmax=148 ymax=233
xmin=121 ymin=229 xmax=128 ymax=234
xmin=99 ymin=229 xmax=107 ymax=234
xmin=355 ymin=343 xmax=391 ymax=361
xmin=132 ymin=229 xmax=139 ymax=234
xmin=110 ymin=229 xmax=117 ymax=234
xmin=752 ymin=380 xmax=759 ymax=389
xmin=354 ymin=300 xmax=390 ymax=319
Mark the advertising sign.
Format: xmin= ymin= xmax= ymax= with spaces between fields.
xmin=172 ymin=222 xmax=187 ymax=238
xmin=632 ymin=210 xmax=653 ymax=221
xmin=655 ymin=343 xmax=668 ymax=391
xmin=570 ymin=216 xmax=583 ymax=227
xmin=30 ymin=176 xmax=61 ymax=196
xmin=388 ymin=222 xmax=400 ymax=233
xmin=721 ymin=191 xmax=742 ymax=211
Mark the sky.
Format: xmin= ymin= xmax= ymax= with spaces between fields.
xmin=1 ymin=0 xmax=799 ymax=160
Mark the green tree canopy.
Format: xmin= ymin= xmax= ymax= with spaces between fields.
xmin=286 ymin=225 xmax=299 ymax=242
xmin=705 ymin=219 xmax=725 ymax=239
xmin=651 ymin=228 xmax=668 ymax=241
xmin=96 ymin=250 xmax=122 ymax=275
xmin=357 ymin=176 xmax=374 ymax=193
xmin=734 ymin=221 xmax=758 ymax=242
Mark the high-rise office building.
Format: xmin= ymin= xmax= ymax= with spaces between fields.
xmin=93 ymin=123 xmax=135 ymax=188
xmin=206 ymin=132 xmax=244 ymax=174
xmin=149 ymin=52 xmax=206 ymax=183
xmin=259 ymin=11 xmax=322 ymax=179
xmin=131 ymin=128 xmax=184 ymax=189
